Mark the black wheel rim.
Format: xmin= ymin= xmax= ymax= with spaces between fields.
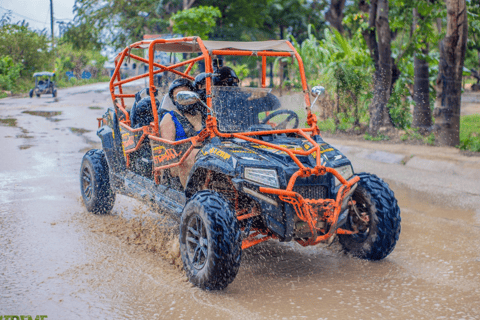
xmin=186 ymin=214 xmax=208 ymax=270
xmin=82 ymin=166 xmax=93 ymax=201
xmin=348 ymin=189 xmax=372 ymax=242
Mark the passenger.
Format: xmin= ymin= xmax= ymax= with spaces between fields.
xmin=160 ymin=78 xmax=205 ymax=188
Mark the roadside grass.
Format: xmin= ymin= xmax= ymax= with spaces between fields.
xmin=364 ymin=133 xmax=390 ymax=141
xmin=317 ymin=115 xmax=362 ymax=135
xmin=318 ymin=118 xmax=336 ymax=133
xmin=459 ymin=114 xmax=480 ymax=152
xmin=400 ymin=128 xmax=435 ymax=145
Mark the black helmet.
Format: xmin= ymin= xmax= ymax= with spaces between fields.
xmin=168 ymin=78 xmax=194 ymax=102
xmin=214 ymin=67 xmax=239 ymax=87
xmin=169 ymin=78 xmax=202 ymax=115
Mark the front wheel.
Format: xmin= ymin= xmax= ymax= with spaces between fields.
xmin=29 ymin=89 xmax=33 ymax=98
xmin=80 ymin=149 xmax=115 ymax=214
xmin=338 ymin=172 xmax=401 ymax=260
xmin=179 ymin=190 xmax=242 ymax=290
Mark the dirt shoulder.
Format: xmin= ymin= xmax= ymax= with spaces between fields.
xmin=325 ymin=134 xmax=480 ymax=173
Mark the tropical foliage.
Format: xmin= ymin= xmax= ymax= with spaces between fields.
xmin=171 ymin=6 xmax=221 ymax=39
xmin=0 ymin=55 xmax=22 ymax=92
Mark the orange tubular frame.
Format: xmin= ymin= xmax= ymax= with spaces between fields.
xmin=108 ymin=36 xmax=359 ymax=249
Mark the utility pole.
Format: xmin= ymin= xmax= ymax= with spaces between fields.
xmin=50 ymin=0 xmax=55 ymax=70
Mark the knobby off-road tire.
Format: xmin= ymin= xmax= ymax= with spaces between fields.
xmin=338 ymin=172 xmax=401 ymax=260
xmin=29 ymin=89 xmax=33 ymax=98
xmin=179 ymin=190 xmax=242 ymax=290
xmin=53 ymin=89 xmax=57 ymax=98
xmin=80 ymin=149 xmax=115 ymax=214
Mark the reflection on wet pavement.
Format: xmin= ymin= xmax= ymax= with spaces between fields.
xmin=0 ymin=88 xmax=479 ymax=319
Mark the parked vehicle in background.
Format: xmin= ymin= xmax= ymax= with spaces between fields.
xmin=29 ymin=72 xmax=57 ymax=98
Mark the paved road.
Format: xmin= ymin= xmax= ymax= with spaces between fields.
xmin=1 ymin=85 xmax=479 ymax=319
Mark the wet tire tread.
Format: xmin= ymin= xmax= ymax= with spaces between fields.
xmin=339 ymin=172 xmax=401 ymax=260
xmin=180 ymin=190 xmax=242 ymax=290
xmin=80 ymin=149 xmax=115 ymax=214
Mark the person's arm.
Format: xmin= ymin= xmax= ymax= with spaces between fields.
xmin=160 ymin=113 xmax=176 ymax=141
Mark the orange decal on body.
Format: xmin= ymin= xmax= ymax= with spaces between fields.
xmin=122 ymin=133 xmax=135 ymax=149
xmin=153 ymin=146 xmax=182 ymax=165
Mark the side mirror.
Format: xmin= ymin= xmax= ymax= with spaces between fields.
xmin=311 ymin=86 xmax=325 ymax=97
xmin=176 ymin=91 xmax=200 ymax=105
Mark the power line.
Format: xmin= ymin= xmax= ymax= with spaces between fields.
xmin=0 ymin=5 xmax=47 ymax=24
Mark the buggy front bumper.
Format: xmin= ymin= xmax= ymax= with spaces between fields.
xmin=258 ymin=173 xmax=360 ymax=246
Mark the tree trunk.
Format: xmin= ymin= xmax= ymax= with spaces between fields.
xmin=412 ymin=8 xmax=432 ymax=132
xmin=364 ymin=0 xmax=394 ymax=134
xmin=325 ymin=0 xmax=346 ymax=34
xmin=433 ymin=0 xmax=468 ymax=146
xmin=279 ymin=61 xmax=284 ymax=96
xmin=183 ymin=0 xmax=195 ymax=10
xmin=359 ymin=0 xmax=370 ymax=13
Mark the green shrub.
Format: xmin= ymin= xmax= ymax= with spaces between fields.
xmin=317 ymin=118 xmax=336 ymax=134
xmin=289 ymin=26 xmax=374 ymax=128
xmin=0 ymin=55 xmax=23 ymax=91
xmin=171 ymin=6 xmax=222 ymax=39
xmin=0 ymin=23 xmax=50 ymax=77
xmin=459 ymin=115 xmax=480 ymax=152
xmin=424 ymin=133 xmax=435 ymax=146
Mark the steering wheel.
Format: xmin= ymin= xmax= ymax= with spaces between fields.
xmin=260 ymin=109 xmax=299 ymax=130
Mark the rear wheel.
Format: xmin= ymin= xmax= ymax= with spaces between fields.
xmin=338 ymin=172 xmax=401 ymax=260
xmin=36 ymin=93 xmax=40 ymax=97
xmin=52 ymin=89 xmax=57 ymax=97
xmin=80 ymin=149 xmax=115 ymax=214
xmin=179 ymin=190 xmax=242 ymax=290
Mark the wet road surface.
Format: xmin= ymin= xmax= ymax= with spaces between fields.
xmin=1 ymin=85 xmax=479 ymax=319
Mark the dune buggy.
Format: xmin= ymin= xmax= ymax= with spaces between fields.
xmin=29 ymin=72 xmax=57 ymax=98
xmin=80 ymin=37 xmax=401 ymax=290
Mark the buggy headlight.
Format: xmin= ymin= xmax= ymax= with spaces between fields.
xmin=244 ymin=167 xmax=279 ymax=188
xmin=334 ymin=165 xmax=354 ymax=186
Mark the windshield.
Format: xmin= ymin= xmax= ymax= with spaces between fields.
xmin=212 ymin=86 xmax=283 ymax=133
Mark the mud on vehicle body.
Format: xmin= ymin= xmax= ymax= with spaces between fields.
xmin=80 ymin=37 xmax=401 ymax=290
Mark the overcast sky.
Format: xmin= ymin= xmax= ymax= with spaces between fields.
xmin=0 ymin=0 xmax=76 ymax=35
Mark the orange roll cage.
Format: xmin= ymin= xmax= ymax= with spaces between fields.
xmin=108 ymin=37 xmax=359 ymax=248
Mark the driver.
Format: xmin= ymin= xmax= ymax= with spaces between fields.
xmin=160 ymin=78 xmax=205 ymax=188
xmin=214 ymin=67 xmax=240 ymax=87
xmin=193 ymin=67 xmax=240 ymax=102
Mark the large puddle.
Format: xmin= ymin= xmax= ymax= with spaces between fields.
xmin=2 ymin=176 xmax=479 ymax=318
xmin=56 ymin=179 xmax=480 ymax=319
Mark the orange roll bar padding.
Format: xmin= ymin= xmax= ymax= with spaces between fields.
xmin=261 ymin=55 xmax=267 ymax=88
xmin=148 ymin=134 xmax=198 ymax=171
xmin=115 ymin=102 xmax=129 ymax=121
